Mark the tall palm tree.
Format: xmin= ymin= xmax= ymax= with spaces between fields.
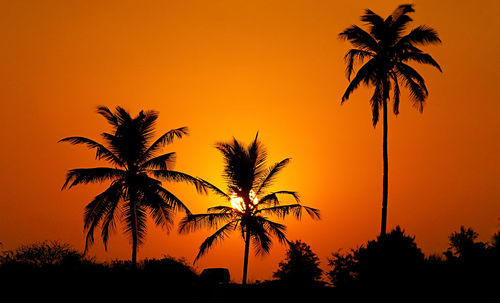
xmin=339 ymin=4 xmax=441 ymax=236
xmin=179 ymin=134 xmax=320 ymax=285
xmin=60 ymin=106 xmax=208 ymax=267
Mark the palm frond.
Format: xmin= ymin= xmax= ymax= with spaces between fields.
xmin=194 ymin=220 xmax=237 ymax=262
xmin=141 ymin=127 xmax=189 ymax=161
xmin=255 ymin=216 xmax=289 ymax=245
xmin=344 ymin=49 xmax=374 ymax=80
xmin=257 ymin=204 xmax=304 ymax=219
xmin=151 ymin=170 xmax=208 ymax=194
xmin=256 ymin=158 xmax=290 ymax=195
xmin=248 ymin=220 xmax=272 ymax=256
xmin=96 ymin=106 xmax=119 ymax=127
xmin=342 ymin=58 xmax=376 ymax=103
xmin=100 ymin=199 xmax=121 ymax=250
xmin=155 ymin=185 xmax=191 ymax=215
xmin=391 ymin=72 xmax=401 ymax=115
xmin=198 ymin=179 xmax=230 ymax=199
xmin=369 ymin=81 xmax=383 ymax=126
xmin=62 ymin=168 xmax=125 ymax=189
xmin=83 ymin=181 xmax=123 ymax=252
xmin=257 ymin=191 xmax=300 ymax=207
xmin=59 ymin=137 xmax=123 ymax=166
xmin=396 ymin=63 xmax=428 ymax=109
xmin=178 ymin=212 xmax=234 ymax=234
xmin=207 ymin=205 xmax=234 ymax=213
xmin=140 ymin=152 xmax=176 ymax=170
xmin=339 ymin=25 xmax=379 ymax=52
xmin=399 ymin=51 xmax=442 ymax=72
xmin=400 ymin=25 xmax=441 ymax=46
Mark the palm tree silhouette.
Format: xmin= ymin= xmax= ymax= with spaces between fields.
xmin=60 ymin=106 xmax=208 ymax=267
xmin=339 ymin=4 xmax=441 ymax=236
xmin=179 ymin=134 xmax=320 ymax=285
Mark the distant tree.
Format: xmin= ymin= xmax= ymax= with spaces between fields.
xmin=60 ymin=106 xmax=209 ymax=267
xmin=179 ymin=134 xmax=320 ymax=285
xmin=327 ymin=249 xmax=358 ymax=288
xmin=339 ymin=4 xmax=442 ymax=236
xmin=273 ymin=240 xmax=323 ymax=286
xmin=445 ymin=226 xmax=487 ymax=262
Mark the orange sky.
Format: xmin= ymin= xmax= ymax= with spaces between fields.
xmin=1 ymin=0 xmax=499 ymax=282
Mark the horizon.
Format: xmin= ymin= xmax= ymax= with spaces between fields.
xmin=1 ymin=0 xmax=499 ymax=282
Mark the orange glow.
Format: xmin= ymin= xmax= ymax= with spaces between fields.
xmin=0 ymin=0 xmax=499 ymax=283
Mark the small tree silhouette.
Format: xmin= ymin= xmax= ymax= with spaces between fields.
xmin=273 ymin=240 xmax=323 ymax=286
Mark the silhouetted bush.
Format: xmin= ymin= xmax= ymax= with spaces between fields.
xmin=273 ymin=240 xmax=323 ymax=286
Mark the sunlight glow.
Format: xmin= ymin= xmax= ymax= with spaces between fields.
xmin=230 ymin=190 xmax=259 ymax=212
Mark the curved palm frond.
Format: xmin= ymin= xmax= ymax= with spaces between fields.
xmin=399 ymin=51 xmax=442 ymax=72
xmin=207 ymin=205 xmax=234 ymax=213
xmin=140 ymin=127 xmax=189 ymax=162
xmin=194 ymin=220 xmax=238 ymax=262
xmin=391 ymin=72 xmax=401 ymax=115
xmin=257 ymin=204 xmax=321 ymax=220
xmin=248 ymin=219 xmax=272 ymax=256
xmin=155 ymin=185 xmax=191 ymax=215
xmin=399 ymin=25 xmax=441 ymax=46
xmin=344 ymin=49 xmax=374 ymax=80
xmin=140 ymin=152 xmax=176 ymax=170
xmin=83 ymin=181 xmax=124 ymax=252
xmin=151 ymin=169 xmax=208 ymax=194
xmin=59 ymin=136 xmax=123 ymax=166
xmin=339 ymin=25 xmax=380 ymax=52
xmin=254 ymin=216 xmax=289 ymax=245
xmin=257 ymin=191 xmax=300 ymax=207
xmin=178 ymin=212 xmax=234 ymax=234
xmin=198 ymin=179 xmax=230 ymax=199
xmin=395 ymin=63 xmax=428 ymax=110
xmin=256 ymin=158 xmax=290 ymax=195
xmin=342 ymin=58 xmax=377 ymax=103
xmin=62 ymin=168 xmax=125 ymax=189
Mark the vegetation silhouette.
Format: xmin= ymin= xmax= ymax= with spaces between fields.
xmin=327 ymin=225 xmax=500 ymax=301
xmin=60 ymin=106 xmax=209 ymax=268
xmin=179 ymin=134 xmax=320 ymax=285
xmin=273 ymin=240 xmax=323 ymax=286
xmin=339 ymin=4 xmax=442 ymax=236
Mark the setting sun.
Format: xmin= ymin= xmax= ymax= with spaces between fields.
xmin=230 ymin=190 xmax=259 ymax=212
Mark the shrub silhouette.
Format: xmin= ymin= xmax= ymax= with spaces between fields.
xmin=273 ymin=240 xmax=323 ymax=286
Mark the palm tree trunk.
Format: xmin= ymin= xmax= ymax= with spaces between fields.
xmin=130 ymin=193 xmax=138 ymax=269
xmin=242 ymin=229 xmax=251 ymax=285
xmin=380 ymin=97 xmax=389 ymax=237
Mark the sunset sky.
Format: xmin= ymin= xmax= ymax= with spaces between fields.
xmin=1 ymin=0 xmax=499 ymax=282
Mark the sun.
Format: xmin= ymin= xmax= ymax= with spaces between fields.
xmin=230 ymin=190 xmax=259 ymax=212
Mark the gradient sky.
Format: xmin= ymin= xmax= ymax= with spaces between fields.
xmin=1 ymin=0 xmax=499 ymax=282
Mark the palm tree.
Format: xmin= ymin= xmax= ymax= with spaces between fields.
xmin=179 ymin=134 xmax=320 ymax=285
xmin=339 ymin=4 xmax=441 ymax=236
xmin=60 ymin=106 xmax=208 ymax=268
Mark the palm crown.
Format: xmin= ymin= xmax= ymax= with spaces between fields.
xmin=340 ymin=4 xmax=442 ymax=125
xmin=179 ymin=134 xmax=320 ymax=283
xmin=60 ymin=106 xmax=207 ymax=264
